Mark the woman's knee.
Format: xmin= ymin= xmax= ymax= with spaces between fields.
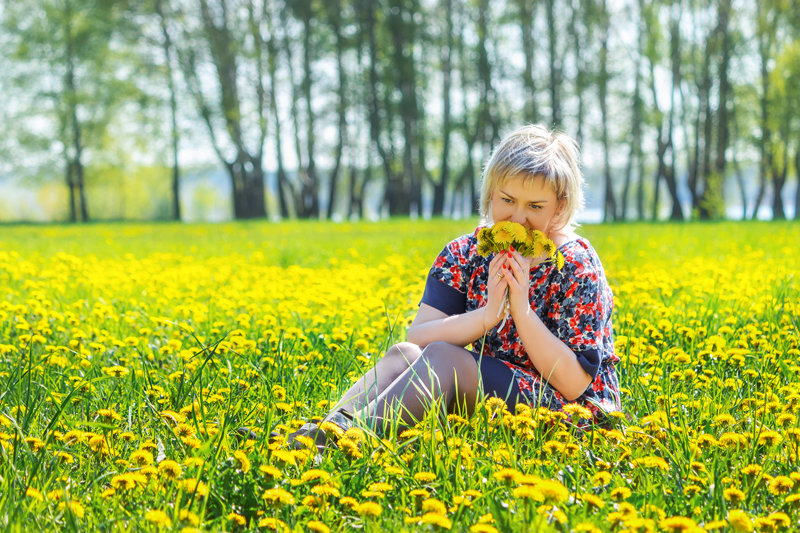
xmin=384 ymin=342 xmax=422 ymax=367
xmin=420 ymin=342 xmax=478 ymax=382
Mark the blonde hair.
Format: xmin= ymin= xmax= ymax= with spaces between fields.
xmin=479 ymin=124 xmax=584 ymax=231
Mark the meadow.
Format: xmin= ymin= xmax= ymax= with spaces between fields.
xmin=0 ymin=219 xmax=798 ymax=532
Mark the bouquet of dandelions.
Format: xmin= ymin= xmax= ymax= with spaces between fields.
xmin=477 ymin=221 xmax=565 ymax=319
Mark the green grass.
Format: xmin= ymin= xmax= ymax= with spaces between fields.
xmin=0 ymin=219 xmax=798 ymax=532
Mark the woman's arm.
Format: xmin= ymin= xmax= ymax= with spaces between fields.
xmin=407 ymin=254 xmax=508 ymax=348
xmin=504 ymin=251 xmax=592 ymax=401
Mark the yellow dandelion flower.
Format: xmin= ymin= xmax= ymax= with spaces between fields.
xmin=739 ymin=465 xmax=762 ymax=479
xmin=766 ymin=512 xmax=791 ymax=529
xmin=55 ymin=451 xmax=74 ymax=464
xmin=399 ymin=428 xmax=422 ymax=439
xmin=175 ymin=423 xmax=195 ymax=438
xmin=757 ymin=430 xmax=782 ymax=447
xmin=631 ymin=456 xmax=669 ymax=472
xmin=184 ymin=456 xmax=205 ymax=469
xmin=682 ymin=484 xmax=702 ymax=496
xmin=339 ymin=496 xmax=358 ymax=510
xmin=233 ymin=450 xmax=251 ymax=473
xmin=307 ymin=520 xmax=330 ymax=533
xmin=177 ymin=509 xmax=200 ymax=526
xmin=537 ymin=479 xmax=569 ymax=503
xmin=355 ymin=501 xmax=382 ymax=517
xmin=512 ymin=485 xmax=543 ymax=501
xmin=414 ymin=471 xmax=437 ymax=483
xmin=727 ymin=510 xmax=753 ymax=533
xmin=470 ymin=525 xmax=499 ymax=533
xmin=421 ymin=498 xmax=447 ymax=515
xmin=262 ymin=487 xmax=295 ymax=506
xmin=609 ymin=486 xmax=632 ymax=501
xmin=491 ymin=221 xmax=520 ymax=245
xmin=257 ymin=517 xmax=287 ymax=530
xmin=658 ymin=516 xmax=699 ymax=532
xmin=705 ymin=519 xmax=727 ymax=530
xmin=368 ymin=482 xmax=392 ymax=493
xmin=592 ymin=471 xmax=612 ymax=487
xmin=57 ymin=501 xmax=85 ymax=519
xmin=129 ymin=449 xmax=153 ymax=467
xmin=301 ymin=469 xmax=331 ymax=483
xmin=101 ymin=366 xmax=129 ymax=378
xmin=180 ymin=478 xmax=209 ymax=497
xmin=110 ymin=473 xmax=147 ymax=490
xmin=259 ymin=464 xmax=283 ymax=479
xmin=419 ymin=512 xmax=452 ymax=529
xmin=562 ymin=403 xmax=592 ymax=419
xmin=227 ymin=512 xmax=246 ymax=526
xmin=312 ymin=484 xmax=341 ymax=498
xmin=718 ymin=432 xmax=747 ymax=450
xmin=492 ymin=468 xmax=520 ymax=485
xmin=338 ymin=436 xmax=362 ymax=458
xmin=768 ymin=475 xmax=794 ymax=495
xmin=144 ymin=510 xmax=172 ymax=528
xmin=579 ymin=493 xmax=605 ymax=510
xmin=95 ymin=408 xmax=122 ymax=422
xmin=25 ymin=488 xmax=44 ymax=501
xmin=723 ymin=487 xmax=746 ymax=504
xmin=158 ymin=459 xmax=183 ymax=480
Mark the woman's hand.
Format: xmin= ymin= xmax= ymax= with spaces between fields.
xmin=503 ymin=247 xmax=533 ymax=318
xmin=483 ymin=253 xmax=508 ymax=331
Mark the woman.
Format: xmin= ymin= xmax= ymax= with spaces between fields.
xmin=287 ymin=124 xmax=621 ymax=448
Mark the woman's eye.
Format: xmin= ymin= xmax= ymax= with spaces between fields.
xmin=502 ymin=197 xmax=512 ymax=203
xmin=528 ymin=204 xmax=542 ymax=210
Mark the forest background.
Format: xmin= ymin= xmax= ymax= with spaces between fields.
xmin=0 ymin=0 xmax=798 ymax=224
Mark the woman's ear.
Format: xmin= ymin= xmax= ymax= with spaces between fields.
xmin=552 ymin=197 xmax=568 ymax=230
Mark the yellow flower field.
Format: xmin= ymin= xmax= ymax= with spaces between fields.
xmin=0 ymin=220 xmax=798 ymax=532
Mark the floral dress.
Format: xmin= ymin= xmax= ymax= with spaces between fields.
xmin=420 ymin=227 xmax=621 ymax=419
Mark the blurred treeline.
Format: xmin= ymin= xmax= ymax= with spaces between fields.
xmin=0 ymin=0 xmax=798 ymax=222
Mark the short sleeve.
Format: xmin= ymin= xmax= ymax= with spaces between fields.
xmin=546 ymin=251 xmax=610 ymax=379
xmin=419 ymin=235 xmax=472 ymax=316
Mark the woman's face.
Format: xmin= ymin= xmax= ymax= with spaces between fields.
xmin=490 ymin=175 xmax=563 ymax=235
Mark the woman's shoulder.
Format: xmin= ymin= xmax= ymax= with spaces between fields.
xmin=436 ymin=226 xmax=483 ymax=266
xmin=443 ymin=226 xmax=484 ymax=253
xmin=557 ymin=236 xmax=606 ymax=280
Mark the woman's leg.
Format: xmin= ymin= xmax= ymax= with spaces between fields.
xmin=328 ymin=342 xmax=423 ymax=416
xmin=356 ymin=341 xmax=480 ymax=430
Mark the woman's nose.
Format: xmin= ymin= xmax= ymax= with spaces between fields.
xmin=510 ymin=210 xmax=526 ymax=225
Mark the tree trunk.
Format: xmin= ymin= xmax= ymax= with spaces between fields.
xmin=433 ymin=0 xmax=454 ymax=217
xmin=730 ymin=99 xmax=747 ymax=219
xmin=571 ymin=0 xmax=586 ymax=146
xmin=622 ymin=1 xmax=644 ymax=221
xmin=156 ymin=0 xmax=181 ymax=221
xmin=361 ymin=0 xmax=395 ymax=217
xmin=301 ymin=4 xmax=319 ymax=218
xmin=65 ymin=1 xmax=88 ymax=222
xmin=475 ymin=0 xmax=498 ymax=213
xmin=267 ymin=6 xmax=293 ymax=218
xmin=771 ymin=161 xmax=787 ymax=220
xmin=599 ymin=0 xmax=615 ymax=222
xmin=192 ymin=0 xmax=266 ymax=219
xmin=664 ymin=6 xmax=683 ymax=220
xmin=326 ymin=1 xmax=346 ymax=219
xmin=517 ymin=0 xmax=538 ymax=123
xmin=752 ymin=0 xmax=774 ymax=220
xmin=545 ymin=0 xmax=562 ymax=127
